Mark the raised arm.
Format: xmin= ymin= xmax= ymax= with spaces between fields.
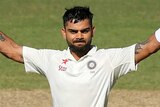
xmin=135 ymin=29 xmax=160 ymax=64
xmin=0 ymin=32 xmax=23 ymax=63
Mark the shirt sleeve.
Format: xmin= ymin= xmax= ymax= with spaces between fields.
xmin=107 ymin=44 xmax=138 ymax=79
xmin=23 ymin=46 xmax=47 ymax=75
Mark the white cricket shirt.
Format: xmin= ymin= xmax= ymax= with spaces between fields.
xmin=23 ymin=44 xmax=137 ymax=107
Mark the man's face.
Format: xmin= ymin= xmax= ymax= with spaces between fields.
xmin=61 ymin=19 xmax=95 ymax=53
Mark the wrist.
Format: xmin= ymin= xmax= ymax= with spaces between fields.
xmin=155 ymin=28 xmax=160 ymax=42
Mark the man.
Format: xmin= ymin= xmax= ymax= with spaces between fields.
xmin=0 ymin=6 xmax=160 ymax=107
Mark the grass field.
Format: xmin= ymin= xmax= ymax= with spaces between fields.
xmin=0 ymin=89 xmax=160 ymax=107
xmin=0 ymin=0 xmax=160 ymax=91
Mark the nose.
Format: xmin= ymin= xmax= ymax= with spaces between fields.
xmin=76 ymin=31 xmax=83 ymax=39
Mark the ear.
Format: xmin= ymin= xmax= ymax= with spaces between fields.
xmin=61 ymin=28 xmax=66 ymax=40
xmin=92 ymin=26 xmax=96 ymax=33
xmin=92 ymin=26 xmax=96 ymax=37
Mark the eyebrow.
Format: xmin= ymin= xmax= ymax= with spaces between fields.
xmin=80 ymin=28 xmax=90 ymax=32
xmin=67 ymin=27 xmax=91 ymax=32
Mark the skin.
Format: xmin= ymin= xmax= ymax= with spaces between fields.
xmin=0 ymin=19 xmax=160 ymax=64
xmin=61 ymin=19 xmax=95 ymax=60
xmin=0 ymin=32 xmax=23 ymax=63
xmin=135 ymin=35 xmax=160 ymax=64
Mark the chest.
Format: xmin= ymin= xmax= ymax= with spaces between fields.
xmin=46 ymin=55 xmax=113 ymax=84
xmin=45 ymin=55 xmax=116 ymax=101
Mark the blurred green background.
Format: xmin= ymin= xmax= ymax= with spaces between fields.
xmin=0 ymin=0 xmax=160 ymax=90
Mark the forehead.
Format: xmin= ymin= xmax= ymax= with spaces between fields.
xmin=65 ymin=19 xmax=91 ymax=30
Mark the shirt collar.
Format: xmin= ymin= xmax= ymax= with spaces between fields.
xmin=86 ymin=45 xmax=97 ymax=56
xmin=66 ymin=45 xmax=97 ymax=61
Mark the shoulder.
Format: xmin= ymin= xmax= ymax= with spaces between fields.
xmin=23 ymin=46 xmax=67 ymax=56
xmin=96 ymin=44 xmax=136 ymax=58
xmin=99 ymin=44 xmax=136 ymax=53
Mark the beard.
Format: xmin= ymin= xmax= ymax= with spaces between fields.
xmin=67 ymin=38 xmax=92 ymax=54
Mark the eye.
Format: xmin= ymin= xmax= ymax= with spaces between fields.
xmin=80 ymin=28 xmax=90 ymax=34
xmin=68 ymin=29 xmax=78 ymax=34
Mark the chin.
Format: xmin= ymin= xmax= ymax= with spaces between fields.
xmin=70 ymin=44 xmax=91 ymax=53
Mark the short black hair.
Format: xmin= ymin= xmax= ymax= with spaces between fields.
xmin=63 ymin=6 xmax=93 ymax=27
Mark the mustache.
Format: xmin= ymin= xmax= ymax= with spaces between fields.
xmin=73 ymin=38 xmax=85 ymax=43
